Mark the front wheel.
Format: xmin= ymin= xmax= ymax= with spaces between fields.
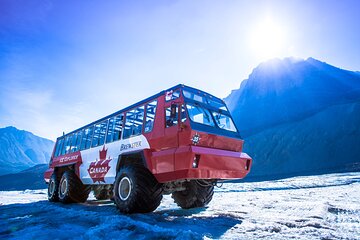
xmin=114 ymin=164 xmax=163 ymax=213
xmin=172 ymin=180 xmax=214 ymax=209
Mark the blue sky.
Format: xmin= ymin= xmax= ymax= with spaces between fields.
xmin=1 ymin=0 xmax=359 ymax=140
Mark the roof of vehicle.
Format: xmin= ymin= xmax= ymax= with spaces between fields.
xmin=58 ymin=84 xmax=225 ymax=139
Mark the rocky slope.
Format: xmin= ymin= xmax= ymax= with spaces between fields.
xmin=225 ymin=57 xmax=360 ymax=137
xmin=0 ymin=126 xmax=53 ymax=175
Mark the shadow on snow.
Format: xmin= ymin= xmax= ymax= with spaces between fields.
xmin=0 ymin=200 xmax=241 ymax=240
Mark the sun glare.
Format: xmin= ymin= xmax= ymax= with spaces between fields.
xmin=249 ymin=18 xmax=287 ymax=60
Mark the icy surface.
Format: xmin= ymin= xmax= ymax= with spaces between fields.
xmin=1 ymin=172 xmax=360 ymax=239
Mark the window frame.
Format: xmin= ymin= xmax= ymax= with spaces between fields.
xmin=91 ymin=120 xmax=108 ymax=148
xmin=123 ymin=105 xmax=145 ymax=139
xmin=144 ymin=100 xmax=158 ymax=133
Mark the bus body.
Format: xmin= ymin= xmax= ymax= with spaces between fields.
xmin=44 ymin=84 xmax=252 ymax=213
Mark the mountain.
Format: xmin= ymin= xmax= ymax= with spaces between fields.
xmin=225 ymin=57 xmax=360 ymax=179
xmin=0 ymin=126 xmax=54 ymax=175
xmin=225 ymin=57 xmax=360 ymax=137
xmin=0 ymin=164 xmax=48 ymax=190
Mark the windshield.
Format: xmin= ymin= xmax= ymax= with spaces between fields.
xmin=212 ymin=112 xmax=237 ymax=132
xmin=186 ymin=104 xmax=215 ymax=127
xmin=182 ymin=88 xmax=238 ymax=133
xmin=186 ymin=103 xmax=237 ymax=132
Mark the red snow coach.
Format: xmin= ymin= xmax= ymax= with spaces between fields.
xmin=44 ymin=84 xmax=252 ymax=213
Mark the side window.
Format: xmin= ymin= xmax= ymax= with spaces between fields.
xmin=92 ymin=124 xmax=100 ymax=148
xmin=80 ymin=129 xmax=87 ymax=150
xmin=80 ymin=126 xmax=94 ymax=150
xmin=144 ymin=100 xmax=157 ymax=133
xmin=92 ymin=121 xmax=107 ymax=148
xmin=123 ymin=111 xmax=133 ymax=139
xmin=165 ymin=89 xmax=181 ymax=101
xmin=54 ymin=138 xmax=64 ymax=157
xmin=60 ymin=138 xmax=66 ymax=155
xmin=106 ymin=117 xmax=115 ymax=143
xmin=123 ymin=106 xmax=145 ymax=139
xmin=70 ymin=131 xmax=82 ymax=153
xmin=66 ymin=135 xmax=73 ymax=154
xmin=67 ymin=135 xmax=74 ymax=154
xmin=165 ymin=105 xmax=178 ymax=127
xmin=98 ymin=121 xmax=107 ymax=146
xmin=106 ymin=114 xmax=123 ymax=143
xmin=70 ymin=133 xmax=78 ymax=153
xmin=113 ymin=115 xmax=123 ymax=141
xmin=61 ymin=135 xmax=72 ymax=155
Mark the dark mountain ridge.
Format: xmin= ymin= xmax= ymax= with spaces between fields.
xmin=0 ymin=164 xmax=48 ymax=190
xmin=225 ymin=57 xmax=360 ymax=137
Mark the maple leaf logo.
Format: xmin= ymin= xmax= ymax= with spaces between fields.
xmin=87 ymin=146 xmax=112 ymax=183
xmin=99 ymin=146 xmax=107 ymax=161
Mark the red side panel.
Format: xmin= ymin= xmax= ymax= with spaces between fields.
xmin=44 ymin=168 xmax=54 ymax=183
xmin=44 ymin=151 xmax=83 ymax=181
xmin=51 ymin=151 xmax=82 ymax=169
xmin=151 ymin=148 xmax=175 ymax=173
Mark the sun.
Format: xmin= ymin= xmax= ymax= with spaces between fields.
xmin=249 ymin=18 xmax=287 ymax=60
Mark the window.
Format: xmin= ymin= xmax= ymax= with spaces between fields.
xmin=113 ymin=115 xmax=123 ymax=141
xmin=183 ymin=90 xmax=206 ymax=104
xmin=70 ymin=134 xmax=77 ymax=153
xmin=183 ymin=89 xmax=228 ymax=111
xmin=61 ymin=135 xmax=72 ymax=155
xmin=123 ymin=106 xmax=145 ymax=139
xmin=165 ymin=90 xmax=180 ymax=101
xmin=106 ymin=114 xmax=123 ymax=143
xmin=54 ymin=138 xmax=64 ymax=157
xmin=70 ymin=132 xmax=82 ymax=153
xmin=207 ymin=98 xmax=227 ymax=111
xmin=186 ymin=104 xmax=215 ymax=127
xmin=165 ymin=105 xmax=178 ymax=127
xmin=106 ymin=117 xmax=114 ymax=143
xmin=212 ymin=112 xmax=237 ymax=132
xmin=92 ymin=121 xmax=107 ymax=147
xmin=80 ymin=126 xmax=94 ymax=150
xmin=144 ymin=100 xmax=157 ymax=133
xmin=72 ymin=131 xmax=82 ymax=152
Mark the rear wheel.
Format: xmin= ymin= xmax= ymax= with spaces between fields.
xmin=58 ymin=171 xmax=90 ymax=203
xmin=172 ymin=180 xmax=214 ymax=209
xmin=114 ymin=164 xmax=163 ymax=213
xmin=48 ymin=173 xmax=59 ymax=202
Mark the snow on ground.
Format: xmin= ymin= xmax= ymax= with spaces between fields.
xmin=1 ymin=172 xmax=360 ymax=240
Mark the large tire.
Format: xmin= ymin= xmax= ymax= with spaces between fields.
xmin=58 ymin=171 xmax=90 ymax=203
xmin=94 ymin=189 xmax=113 ymax=200
xmin=48 ymin=173 xmax=59 ymax=202
xmin=114 ymin=164 xmax=163 ymax=213
xmin=172 ymin=180 xmax=214 ymax=209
